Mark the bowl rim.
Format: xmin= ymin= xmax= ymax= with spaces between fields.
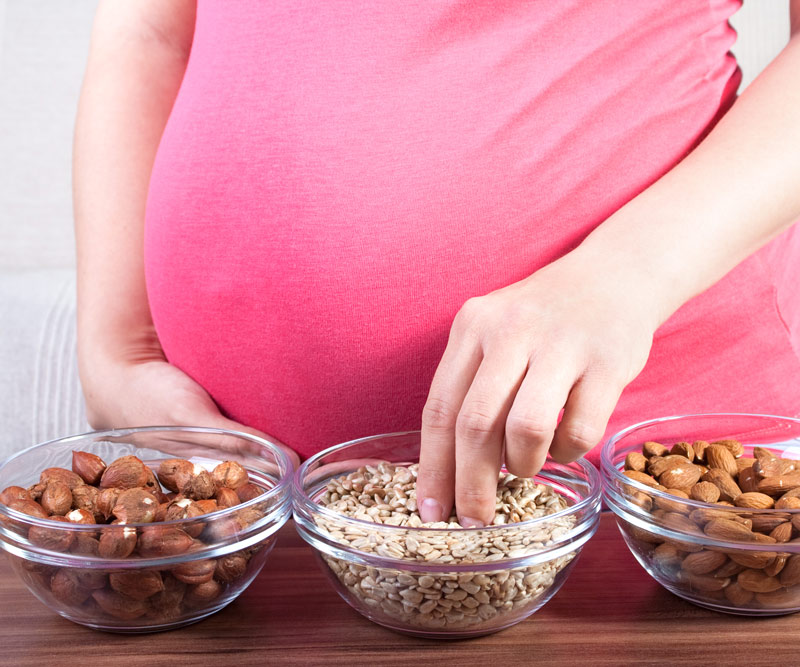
xmin=293 ymin=429 xmax=602 ymax=536
xmin=0 ymin=425 xmax=295 ymax=531
xmin=600 ymin=412 xmax=800 ymax=516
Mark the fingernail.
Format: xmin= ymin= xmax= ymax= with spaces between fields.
xmin=459 ymin=516 xmax=485 ymax=529
xmin=419 ymin=498 xmax=445 ymax=523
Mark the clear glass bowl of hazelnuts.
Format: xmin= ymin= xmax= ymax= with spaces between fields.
xmin=0 ymin=426 xmax=293 ymax=632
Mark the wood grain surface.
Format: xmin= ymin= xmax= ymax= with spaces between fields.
xmin=1 ymin=513 xmax=798 ymax=667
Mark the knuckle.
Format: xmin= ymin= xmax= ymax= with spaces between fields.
xmin=421 ymin=396 xmax=458 ymax=431
xmin=505 ymin=412 xmax=553 ymax=445
xmin=559 ymin=420 xmax=603 ymax=453
xmin=456 ymin=406 xmax=497 ymax=442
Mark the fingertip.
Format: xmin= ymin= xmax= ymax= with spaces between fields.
xmin=419 ymin=497 xmax=446 ymax=523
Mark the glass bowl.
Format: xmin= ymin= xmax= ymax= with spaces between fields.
xmin=293 ymin=431 xmax=601 ymax=638
xmin=601 ymin=413 xmax=800 ymax=616
xmin=0 ymin=426 xmax=293 ymax=632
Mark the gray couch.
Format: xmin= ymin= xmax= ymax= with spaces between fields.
xmin=0 ymin=1 xmax=790 ymax=461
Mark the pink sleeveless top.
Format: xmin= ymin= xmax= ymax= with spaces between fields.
xmin=145 ymin=0 xmax=800 ymax=462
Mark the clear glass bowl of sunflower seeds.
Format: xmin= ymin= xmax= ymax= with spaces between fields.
xmin=292 ymin=431 xmax=602 ymax=638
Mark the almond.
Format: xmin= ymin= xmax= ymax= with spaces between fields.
xmin=733 ymin=492 xmax=775 ymax=510
xmin=682 ymin=550 xmax=728 ymax=575
xmin=643 ymin=441 xmax=668 ymax=458
xmin=648 ymin=455 xmax=691 ymax=478
xmin=689 ymin=482 xmax=720 ymax=504
xmin=765 ymin=553 xmax=788 ymax=577
xmin=779 ymin=554 xmax=800 ymax=586
xmin=724 ymin=581 xmax=754 ymax=606
xmin=623 ymin=470 xmax=659 ymax=488
xmin=100 ymin=456 xmax=149 ymax=490
xmin=776 ymin=496 xmax=800 ymax=510
xmin=712 ymin=439 xmax=744 ymax=458
xmin=624 ymin=452 xmax=648 ymax=472
xmin=754 ymin=457 xmax=795 ymax=479
xmin=71 ymin=451 xmax=107 ymax=485
xmin=692 ymin=441 xmax=710 ymax=462
xmin=728 ymin=549 xmax=776 ymax=570
xmin=703 ymin=518 xmax=757 ymax=542
xmin=705 ymin=445 xmax=739 ymax=477
xmin=769 ymin=522 xmax=794 ymax=543
xmin=659 ymin=464 xmax=702 ymax=490
xmin=714 ymin=560 xmax=746 ymax=578
xmin=701 ymin=469 xmax=742 ymax=503
xmin=750 ymin=514 xmax=790 ymax=533
xmin=757 ymin=474 xmax=800 ymax=497
xmin=755 ymin=588 xmax=800 ymax=609
xmin=736 ymin=457 xmax=756 ymax=473
xmin=737 ymin=568 xmax=782 ymax=593
xmin=681 ymin=572 xmax=729 ymax=592
xmin=738 ymin=466 xmax=760 ymax=494
xmin=670 ymin=442 xmax=695 ymax=461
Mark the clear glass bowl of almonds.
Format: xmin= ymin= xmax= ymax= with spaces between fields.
xmin=0 ymin=426 xmax=293 ymax=632
xmin=293 ymin=431 xmax=602 ymax=638
xmin=601 ymin=413 xmax=800 ymax=616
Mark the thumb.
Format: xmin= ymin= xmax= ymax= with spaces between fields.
xmin=205 ymin=414 xmax=301 ymax=471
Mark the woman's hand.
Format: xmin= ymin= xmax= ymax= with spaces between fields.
xmin=81 ymin=338 xmax=300 ymax=469
xmin=416 ymin=249 xmax=661 ymax=527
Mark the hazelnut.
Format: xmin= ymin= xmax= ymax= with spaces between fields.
xmin=40 ymin=481 xmax=73 ymax=516
xmin=97 ymin=487 xmax=122 ymax=520
xmin=98 ymin=524 xmax=137 ymax=558
xmin=50 ymin=569 xmax=90 ymax=606
xmin=0 ymin=486 xmax=30 ymax=506
xmin=215 ymin=487 xmax=240 ymax=509
xmin=100 ymin=456 xmax=149 ymax=490
xmin=137 ymin=526 xmax=193 ymax=558
xmin=184 ymin=579 xmax=222 ymax=607
xmin=149 ymin=574 xmax=186 ymax=617
xmin=71 ymin=534 xmax=101 ymax=556
xmin=112 ymin=488 xmax=158 ymax=524
xmin=237 ymin=483 xmax=263 ymax=503
xmin=72 ymin=485 xmax=103 ymax=523
xmin=214 ymin=553 xmax=248 ymax=583
xmin=164 ymin=497 xmax=205 ymax=537
xmin=157 ymin=459 xmax=194 ymax=493
xmin=172 ymin=558 xmax=216 ymax=585
xmin=91 ymin=588 xmax=148 ymax=620
xmin=143 ymin=466 xmax=167 ymax=501
xmin=71 ymin=451 xmax=107 ymax=485
xmin=181 ymin=467 xmax=215 ymax=501
xmin=40 ymin=467 xmax=84 ymax=490
xmin=212 ymin=461 xmax=249 ymax=490
xmin=109 ymin=570 xmax=165 ymax=600
xmin=73 ymin=568 xmax=108 ymax=590
xmin=25 ymin=483 xmax=46 ymax=502
xmin=65 ymin=508 xmax=95 ymax=525
xmin=8 ymin=498 xmax=48 ymax=519
xmin=194 ymin=499 xmax=219 ymax=515
xmin=28 ymin=517 xmax=75 ymax=552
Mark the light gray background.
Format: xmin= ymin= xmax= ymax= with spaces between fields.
xmin=0 ymin=1 xmax=792 ymax=456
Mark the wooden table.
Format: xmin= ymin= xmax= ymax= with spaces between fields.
xmin=1 ymin=512 xmax=797 ymax=666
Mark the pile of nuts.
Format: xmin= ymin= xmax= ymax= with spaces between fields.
xmin=317 ymin=462 xmax=576 ymax=631
xmin=621 ymin=439 xmax=800 ymax=610
xmin=0 ymin=451 xmax=271 ymax=625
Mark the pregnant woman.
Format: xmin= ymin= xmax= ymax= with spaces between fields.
xmin=74 ymin=1 xmax=800 ymax=527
